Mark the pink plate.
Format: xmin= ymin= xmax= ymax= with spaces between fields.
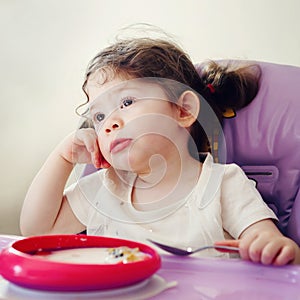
xmin=0 ymin=235 xmax=161 ymax=291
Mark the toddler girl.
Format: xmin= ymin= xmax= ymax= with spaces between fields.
xmin=20 ymin=36 xmax=300 ymax=265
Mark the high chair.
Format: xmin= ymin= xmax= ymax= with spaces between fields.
xmin=196 ymin=60 xmax=300 ymax=246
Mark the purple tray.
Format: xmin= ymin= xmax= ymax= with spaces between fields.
xmin=155 ymin=255 xmax=300 ymax=299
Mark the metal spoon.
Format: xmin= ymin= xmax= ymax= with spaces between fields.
xmin=147 ymin=239 xmax=239 ymax=256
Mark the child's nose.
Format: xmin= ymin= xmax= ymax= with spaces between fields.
xmin=105 ymin=119 xmax=123 ymax=133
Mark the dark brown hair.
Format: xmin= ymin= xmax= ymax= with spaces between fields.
xmin=80 ymin=37 xmax=261 ymax=156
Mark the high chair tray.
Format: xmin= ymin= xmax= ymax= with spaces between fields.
xmin=155 ymin=254 xmax=300 ymax=299
xmin=1 ymin=235 xmax=300 ymax=299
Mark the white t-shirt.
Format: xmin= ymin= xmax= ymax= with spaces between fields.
xmin=65 ymin=154 xmax=277 ymax=258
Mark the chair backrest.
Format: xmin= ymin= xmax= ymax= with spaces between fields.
xmin=195 ymin=61 xmax=300 ymax=245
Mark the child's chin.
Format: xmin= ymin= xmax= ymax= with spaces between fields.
xmin=110 ymin=159 xmax=133 ymax=172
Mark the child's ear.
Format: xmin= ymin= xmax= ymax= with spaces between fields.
xmin=176 ymin=91 xmax=200 ymax=128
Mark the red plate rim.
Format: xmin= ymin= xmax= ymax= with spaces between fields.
xmin=0 ymin=234 xmax=161 ymax=291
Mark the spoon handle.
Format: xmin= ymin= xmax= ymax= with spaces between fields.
xmin=212 ymin=245 xmax=240 ymax=253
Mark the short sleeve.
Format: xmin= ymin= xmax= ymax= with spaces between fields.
xmin=221 ymin=163 xmax=277 ymax=239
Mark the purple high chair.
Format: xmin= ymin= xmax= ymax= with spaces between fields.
xmin=81 ymin=61 xmax=300 ymax=246
xmin=196 ymin=60 xmax=300 ymax=246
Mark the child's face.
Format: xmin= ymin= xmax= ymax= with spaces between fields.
xmin=86 ymin=76 xmax=190 ymax=173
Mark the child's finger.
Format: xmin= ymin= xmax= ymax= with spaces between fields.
xmin=92 ymin=139 xmax=110 ymax=169
xmin=100 ymin=159 xmax=111 ymax=169
xmin=74 ymin=129 xmax=96 ymax=151
xmin=272 ymin=246 xmax=295 ymax=266
xmin=259 ymin=241 xmax=282 ymax=265
xmin=85 ymin=132 xmax=98 ymax=153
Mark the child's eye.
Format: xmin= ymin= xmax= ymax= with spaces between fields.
xmin=93 ymin=112 xmax=105 ymax=123
xmin=120 ymin=97 xmax=136 ymax=109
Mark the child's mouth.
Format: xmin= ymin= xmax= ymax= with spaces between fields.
xmin=110 ymin=138 xmax=132 ymax=154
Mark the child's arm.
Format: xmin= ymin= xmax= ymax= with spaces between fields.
xmin=216 ymin=219 xmax=300 ymax=265
xmin=20 ymin=129 xmax=109 ymax=236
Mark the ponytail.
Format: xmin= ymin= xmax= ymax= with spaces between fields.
xmin=199 ymin=61 xmax=261 ymax=116
xmin=188 ymin=61 xmax=261 ymax=157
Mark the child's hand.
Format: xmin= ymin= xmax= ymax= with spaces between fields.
xmin=238 ymin=230 xmax=300 ymax=266
xmin=59 ymin=128 xmax=110 ymax=169
xmin=215 ymin=220 xmax=300 ymax=265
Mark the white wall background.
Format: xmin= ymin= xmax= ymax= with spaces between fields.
xmin=1 ymin=0 xmax=299 ymax=234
